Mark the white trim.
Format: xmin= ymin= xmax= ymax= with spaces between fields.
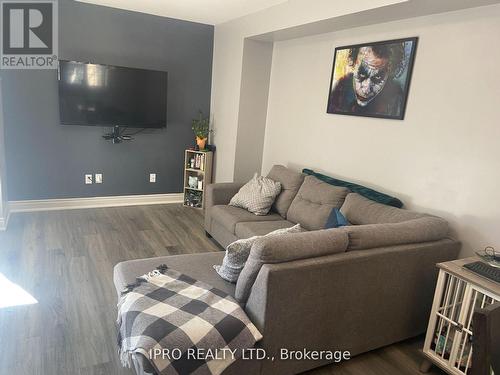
xmin=9 ymin=193 xmax=184 ymax=213
xmin=0 ymin=206 xmax=10 ymax=231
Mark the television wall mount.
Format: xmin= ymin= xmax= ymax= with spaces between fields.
xmin=102 ymin=125 xmax=134 ymax=144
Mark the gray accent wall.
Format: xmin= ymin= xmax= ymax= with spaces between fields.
xmin=0 ymin=0 xmax=213 ymax=200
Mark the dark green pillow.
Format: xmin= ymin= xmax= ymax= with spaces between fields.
xmin=302 ymin=169 xmax=403 ymax=208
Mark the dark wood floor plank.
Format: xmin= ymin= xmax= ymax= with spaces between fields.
xmin=0 ymin=204 xmax=444 ymax=375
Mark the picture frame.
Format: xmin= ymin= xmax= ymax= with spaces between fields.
xmin=326 ymin=37 xmax=418 ymax=120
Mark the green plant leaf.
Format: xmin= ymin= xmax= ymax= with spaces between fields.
xmin=191 ymin=110 xmax=210 ymax=138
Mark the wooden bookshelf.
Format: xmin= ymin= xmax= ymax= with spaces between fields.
xmin=183 ymin=150 xmax=213 ymax=209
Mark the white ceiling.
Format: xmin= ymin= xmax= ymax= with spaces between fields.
xmin=76 ymin=0 xmax=289 ymax=25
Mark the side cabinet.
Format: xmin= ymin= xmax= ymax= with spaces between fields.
xmin=422 ymin=258 xmax=500 ymax=375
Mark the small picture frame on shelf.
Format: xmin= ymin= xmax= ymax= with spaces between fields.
xmin=188 ymin=175 xmax=198 ymax=189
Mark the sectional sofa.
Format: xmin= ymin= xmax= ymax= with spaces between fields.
xmin=114 ymin=165 xmax=460 ymax=375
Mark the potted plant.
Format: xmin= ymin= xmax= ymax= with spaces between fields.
xmin=192 ymin=111 xmax=210 ymax=150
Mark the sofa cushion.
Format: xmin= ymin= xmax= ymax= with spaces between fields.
xmin=340 ymin=193 xmax=423 ymax=225
xmin=235 ymin=229 xmax=348 ymax=303
xmin=235 ymin=220 xmax=298 ymax=239
xmin=229 ymin=174 xmax=281 ymax=215
xmin=113 ymin=252 xmax=234 ymax=297
xmin=266 ymin=165 xmax=305 ymax=218
xmin=343 ymin=216 xmax=449 ymax=250
xmin=303 ymin=168 xmax=403 ymax=208
xmin=210 ymin=220 xmax=239 ymax=249
xmin=287 ymin=175 xmax=350 ymax=230
xmin=214 ymin=224 xmax=302 ymax=283
xmin=211 ymin=205 xmax=283 ymax=235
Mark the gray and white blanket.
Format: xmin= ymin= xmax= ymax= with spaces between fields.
xmin=117 ymin=265 xmax=262 ymax=375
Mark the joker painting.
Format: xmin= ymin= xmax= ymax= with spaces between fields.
xmin=327 ymin=37 xmax=418 ymax=120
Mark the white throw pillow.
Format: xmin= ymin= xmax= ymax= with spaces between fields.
xmin=214 ymin=224 xmax=302 ymax=283
xmin=229 ymin=173 xmax=281 ymax=216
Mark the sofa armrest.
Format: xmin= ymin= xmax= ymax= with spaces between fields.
xmin=343 ymin=216 xmax=449 ymax=250
xmin=235 ymin=229 xmax=348 ymax=303
xmin=205 ymin=182 xmax=244 ymax=208
xmin=245 ymin=238 xmax=461 ymax=375
xmin=204 ymin=182 xmax=245 ymax=236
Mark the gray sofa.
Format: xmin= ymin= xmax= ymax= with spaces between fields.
xmin=114 ymin=165 xmax=461 ymax=375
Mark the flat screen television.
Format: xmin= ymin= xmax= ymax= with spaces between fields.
xmin=58 ymin=60 xmax=167 ymax=128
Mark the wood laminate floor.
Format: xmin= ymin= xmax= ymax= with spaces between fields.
xmin=0 ymin=204 xmax=445 ymax=375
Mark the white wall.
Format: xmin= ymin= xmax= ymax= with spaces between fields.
xmin=233 ymin=39 xmax=274 ymax=182
xmin=262 ymin=5 xmax=500 ymax=256
xmin=0 ymin=80 xmax=9 ymax=230
xmin=210 ymin=0 xmax=406 ymax=182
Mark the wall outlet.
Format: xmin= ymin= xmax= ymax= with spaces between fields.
xmin=95 ymin=173 xmax=103 ymax=184
xmin=149 ymin=173 xmax=156 ymax=183
xmin=85 ymin=174 xmax=93 ymax=184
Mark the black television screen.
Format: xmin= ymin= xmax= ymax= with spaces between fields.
xmin=58 ymin=60 xmax=167 ymax=128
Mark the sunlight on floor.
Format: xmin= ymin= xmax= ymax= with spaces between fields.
xmin=0 ymin=272 xmax=38 ymax=308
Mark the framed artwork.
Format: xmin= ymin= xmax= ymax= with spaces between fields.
xmin=326 ymin=37 xmax=418 ymax=120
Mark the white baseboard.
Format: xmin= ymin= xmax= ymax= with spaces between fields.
xmin=9 ymin=193 xmax=184 ymax=214
xmin=0 ymin=207 xmax=10 ymax=231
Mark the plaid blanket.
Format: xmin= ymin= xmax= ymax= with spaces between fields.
xmin=117 ymin=265 xmax=262 ymax=375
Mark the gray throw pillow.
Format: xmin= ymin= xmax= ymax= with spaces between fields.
xmin=214 ymin=224 xmax=302 ymax=283
xmin=229 ymin=173 xmax=281 ymax=216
